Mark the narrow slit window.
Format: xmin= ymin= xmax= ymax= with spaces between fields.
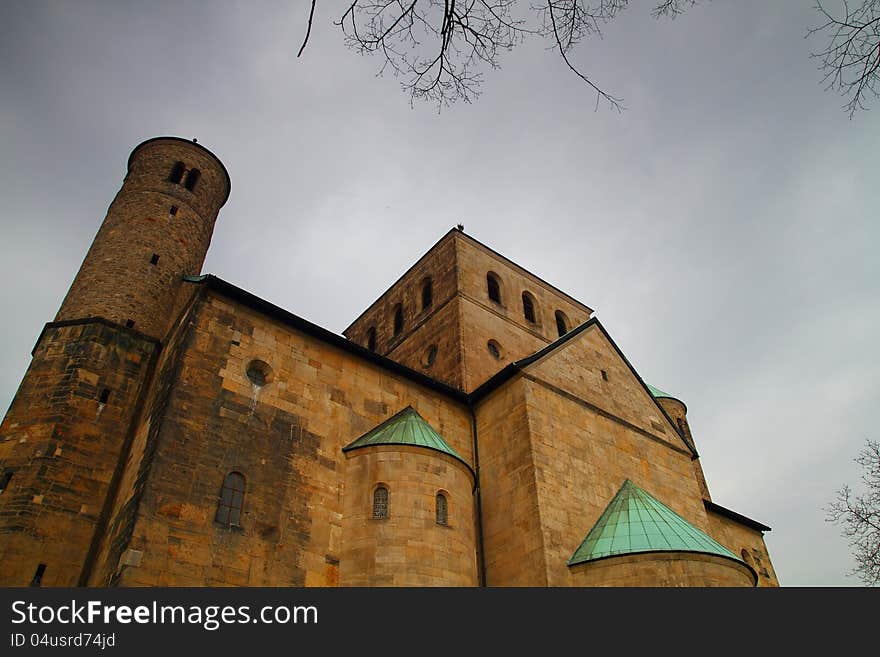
xmin=373 ymin=486 xmax=389 ymax=519
xmin=99 ymin=388 xmax=110 ymax=404
xmin=601 ymin=370 xmax=608 ymax=381
xmin=30 ymin=564 xmax=46 ymax=587
xmin=393 ymin=304 xmax=404 ymax=337
xmin=0 ymin=471 xmax=12 ymax=494
xmin=125 ymin=320 xmax=135 ymax=329
xmin=522 ymin=292 xmax=536 ymax=323
xmin=184 ymin=168 xmax=200 ymax=191
xmin=421 ymin=278 xmax=433 ymax=311
xmin=168 ymin=161 xmax=185 ymax=184
xmin=366 ymin=327 xmax=377 ymax=352
xmin=150 ymin=254 xmax=159 ymax=265
xmin=169 ymin=205 xmax=178 ymax=216
xmin=487 ymin=272 xmax=501 ymax=304
xmin=436 ymin=493 xmax=448 ymax=526
xmin=215 ymin=472 xmax=245 ymax=527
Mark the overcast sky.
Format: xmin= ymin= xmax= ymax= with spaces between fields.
xmin=1 ymin=1 xmax=877 ymax=586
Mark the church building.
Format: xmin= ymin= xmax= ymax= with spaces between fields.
xmin=0 ymin=137 xmax=778 ymax=587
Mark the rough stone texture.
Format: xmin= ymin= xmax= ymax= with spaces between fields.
xmin=569 ymin=552 xmax=756 ymax=587
xmin=95 ymin=292 xmax=472 ymax=586
xmin=341 ymin=445 xmax=476 ymax=586
xmin=475 ymin=378 xmax=547 ymax=585
xmin=453 ymin=234 xmax=592 ymax=391
xmin=0 ymin=321 xmax=158 ymax=586
xmin=344 ymin=234 xmax=461 ymax=388
xmin=706 ymin=510 xmax=780 ymax=587
xmin=56 ymin=138 xmax=228 ymax=340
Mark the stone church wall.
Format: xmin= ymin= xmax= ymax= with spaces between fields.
xmin=104 ymin=289 xmax=473 ymax=586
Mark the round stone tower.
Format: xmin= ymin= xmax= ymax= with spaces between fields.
xmin=55 ymin=137 xmax=230 ymax=339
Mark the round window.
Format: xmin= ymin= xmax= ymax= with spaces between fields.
xmin=246 ymin=360 xmax=273 ymax=386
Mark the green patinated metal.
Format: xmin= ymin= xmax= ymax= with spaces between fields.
xmin=567 ymin=479 xmax=744 ymax=566
xmin=646 ymin=383 xmax=675 ymax=399
xmin=342 ymin=406 xmax=466 ymax=467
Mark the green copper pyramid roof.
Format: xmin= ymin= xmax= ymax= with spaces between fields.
xmin=342 ymin=406 xmax=467 ymax=467
xmin=568 ymin=480 xmax=744 ymax=567
xmin=646 ymin=383 xmax=675 ymax=399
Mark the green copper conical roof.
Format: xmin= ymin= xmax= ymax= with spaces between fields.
xmin=646 ymin=383 xmax=675 ymax=399
xmin=342 ymin=406 xmax=467 ymax=467
xmin=568 ymin=480 xmax=743 ymax=566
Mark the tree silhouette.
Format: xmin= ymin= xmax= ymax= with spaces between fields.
xmin=827 ymin=439 xmax=880 ymax=586
xmin=297 ymin=1 xmax=880 ymax=116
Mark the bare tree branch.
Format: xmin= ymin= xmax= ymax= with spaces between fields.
xmin=827 ymin=439 xmax=880 ymax=585
xmin=298 ymin=1 xmax=708 ymax=108
xmin=808 ymin=0 xmax=880 ymax=118
xmin=298 ymin=0 xmax=318 ymax=58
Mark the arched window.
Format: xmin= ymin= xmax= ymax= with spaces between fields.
xmin=555 ymin=310 xmax=569 ymax=337
xmin=184 ymin=168 xmax=201 ymax=191
xmin=393 ymin=303 xmax=404 ymax=337
xmin=436 ymin=492 xmax=448 ymax=526
xmin=522 ymin=292 xmax=537 ymax=323
xmin=366 ymin=327 xmax=377 ymax=352
xmin=372 ymin=486 xmax=389 ymax=519
xmin=216 ymin=471 xmax=245 ymax=526
xmin=421 ymin=278 xmax=433 ymax=311
xmin=487 ymin=272 xmax=502 ymax=304
xmin=169 ymin=161 xmax=185 ymax=184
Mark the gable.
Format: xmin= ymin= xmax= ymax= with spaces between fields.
xmin=518 ymin=321 xmax=693 ymax=455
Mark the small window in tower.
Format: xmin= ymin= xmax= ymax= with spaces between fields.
xmin=372 ymin=485 xmax=389 ymax=519
xmin=436 ymin=492 xmax=448 ymax=526
xmin=169 ymin=161 xmax=185 ymax=184
xmin=423 ymin=344 xmax=438 ymax=368
xmin=150 ymin=254 xmax=159 ymax=265
xmin=487 ymin=272 xmax=502 ymax=304
xmin=215 ymin=472 xmax=245 ymax=527
xmin=99 ymin=388 xmax=110 ymax=404
xmin=30 ymin=564 xmax=46 ymax=587
xmin=421 ymin=278 xmax=433 ymax=311
xmin=487 ymin=340 xmax=502 ymax=360
xmin=601 ymin=370 xmax=608 ymax=381
xmin=0 ymin=471 xmax=12 ymax=494
xmin=393 ymin=304 xmax=404 ymax=337
xmin=676 ymin=417 xmax=687 ymax=438
xmin=366 ymin=327 xmax=377 ymax=352
xmin=522 ymin=292 xmax=537 ymax=324
xmin=555 ymin=310 xmax=569 ymax=337
xmin=169 ymin=205 xmax=178 ymax=216
xmin=125 ymin=320 xmax=135 ymax=329
xmin=184 ymin=168 xmax=201 ymax=191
